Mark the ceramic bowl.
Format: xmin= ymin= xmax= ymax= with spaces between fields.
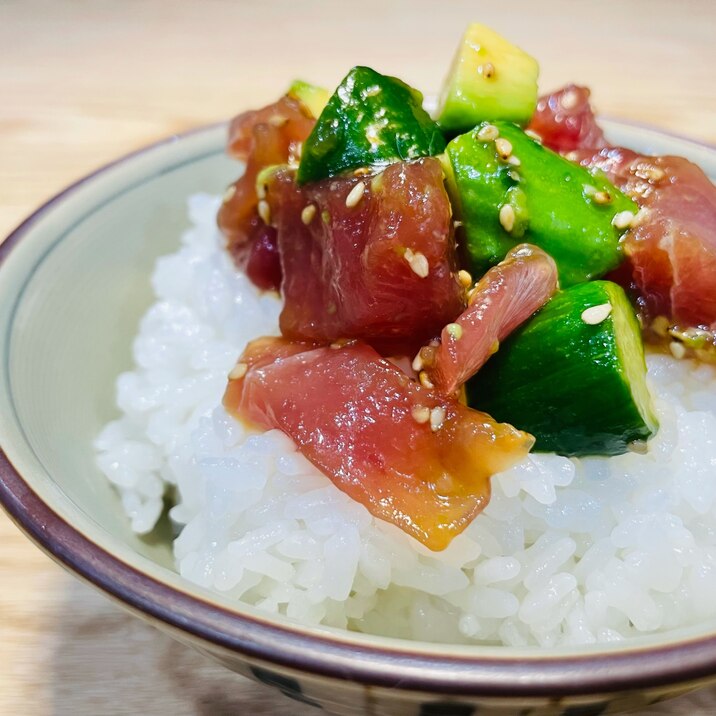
xmin=2 ymin=121 xmax=716 ymax=716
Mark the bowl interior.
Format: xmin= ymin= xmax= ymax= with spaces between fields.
xmin=2 ymin=120 xmax=716 ymax=659
xmin=0 ymin=127 xmax=237 ymax=569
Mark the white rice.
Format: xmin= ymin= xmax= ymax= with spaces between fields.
xmin=95 ymin=194 xmax=716 ymax=647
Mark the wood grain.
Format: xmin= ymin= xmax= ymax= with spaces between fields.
xmin=1 ymin=1 xmax=715 ymax=713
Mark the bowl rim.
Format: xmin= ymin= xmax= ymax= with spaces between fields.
xmin=2 ymin=119 xmax=716 ymax=699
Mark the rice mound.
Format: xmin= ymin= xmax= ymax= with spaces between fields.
xmin=96 ymin=194 xmax=716 ymax=647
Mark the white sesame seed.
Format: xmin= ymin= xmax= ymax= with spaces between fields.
xmin=268 ymin=114 xmax=288 ymax=127
xmin=345 ymin=181 xmax=366 ymax=208
xmin=223 ymin=184 xmax=236 ymax=203
xmin=508 ymin=170 xmax=521 ymax=182
xmin=477 ymin=124 xmax=499 ymax=142
xmin=411 ymin=353 xmax=424 ymax=372
xmin=429 ymin=406 xmax=446 ymax=432
xmin=295 ymin=142 xmax=303 ymax=159
xmin=419 ymin=371 xmax=435 ymax=389
xmin=479 ymin=62 xmax=495 ymax=79
xmin=418 ymin=346 xmax=437 ymax=367
xmin=436 ymin=472 xmax=455 ymax=494
xmin=495 ymin=138 xmax=513 ymax=159
xmin=301 ymin=204 xmax=317 ymax=225
xmin=635 ymin=163 xmax=666 ymax=182
xmin=507 ymin=155 xmax=521 ymax=167
xmin=564 ymin=150 xmax=580 ymax=162
xmin=628 ymin=440 xmax=649 ymax=454
xmin=413 ymin=253 xmax=430 ymax=278
xmin=612 ymin=210 xmax=636 ymax=230
xmin=592 ymin=190 xmax=612 ymax=205
xmin=670 ymin=341 xmax=687 ymax=359
xmin=645 ymin=166 xmax=666 ymax=182
xmin=412 ymin=405 xmax=431 ymax=424
xmin=457 ymin=269 xmax=472 ymax=288
xmin=353 ymin=166 xmax=371 ymax=177
xmin=524 ymin=129 xmax=542 ymax=143
xmin=257 ymin=200 xmax=271 ymax=224
xmin=560 ymin=89 xmax=579 ymax=110
xmin=499 ymin=204 xmax=516 ymax=232
xmin=632 ymin=208 xmax=650 ymax=227
xmin=330 ymin=339 xmax=354 ymax=349
xmin=228 ymin=362 xmax=248 ymax=380
xmin=651 ymin=315 xmax=670 ymax=338
xmin=255 ymin=180 xmax=267 ymax=200
xmin=453 ymin=220 xmax=463 ymax=229
xmin=405 ymin=249 xmax=429 ymax=278
xmin=370 ymin=172 xmax=384 ymax=192
xmin=581 ymin=303 xmax=613 ymax=325
xmin=583 ymin=184 xmax=597 ymax=196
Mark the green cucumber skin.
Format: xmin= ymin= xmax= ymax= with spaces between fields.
xmin=467 ymin=281 xmax=657 ymax=457
xmin=447 ymin=122 xmax=638 ymax=286
xmin=297 ymin=66 xmax=445 ymax=185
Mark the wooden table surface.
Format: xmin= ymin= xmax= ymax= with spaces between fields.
xmin=1 ymin=1 xmax=715 ymax=713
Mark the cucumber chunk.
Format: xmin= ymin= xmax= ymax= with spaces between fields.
xmin=467 ymin=281 xmax=658 ymax=457
xmin=297 ymin=66 xmax=445 ymax=185
xmin=437 ymin=23 xmax=539 ymax=133
xmin=287 ymin=80 xmax=330 ymax=119
xmin=446 ymin=121 xmax=638 ymax=286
